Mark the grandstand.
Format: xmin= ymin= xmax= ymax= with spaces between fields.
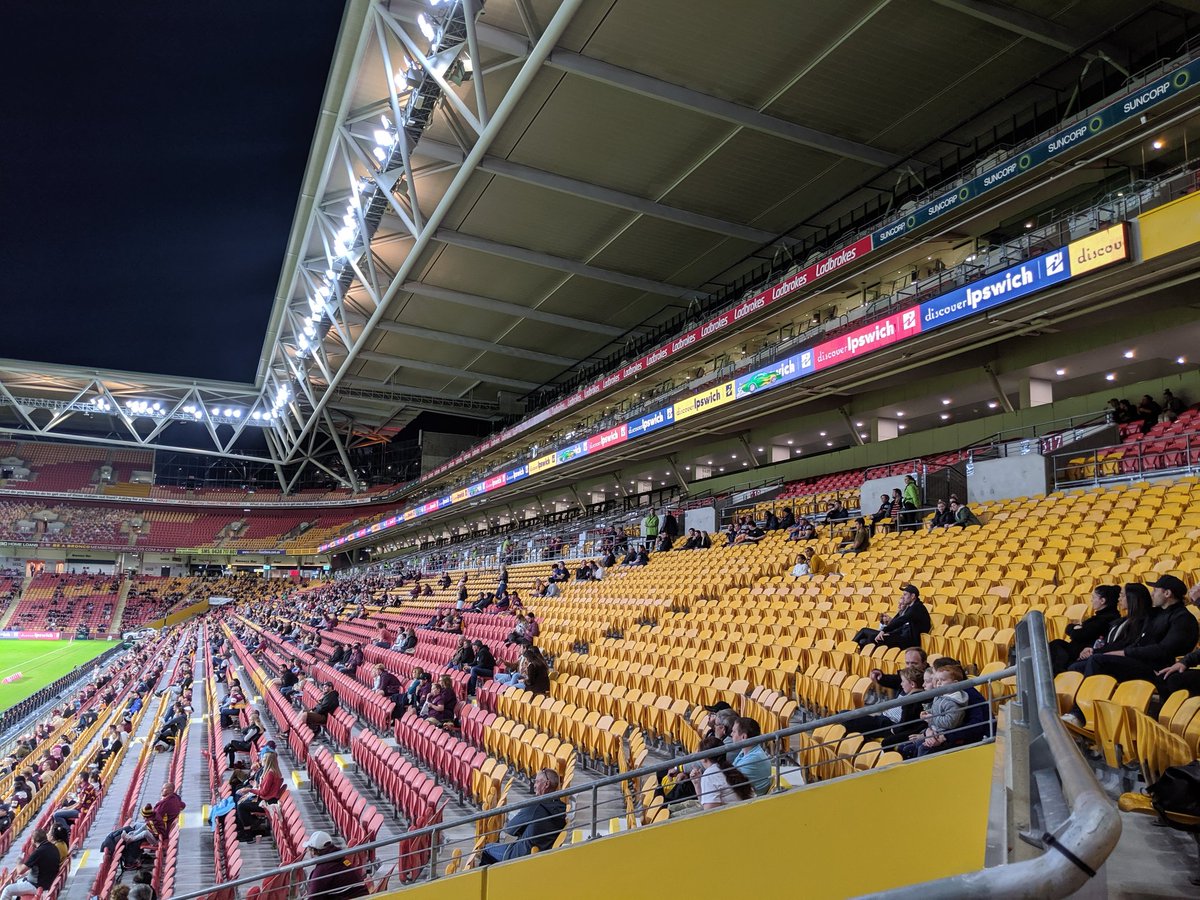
xmin=6 ymin=1 xmax=1200 ymax=898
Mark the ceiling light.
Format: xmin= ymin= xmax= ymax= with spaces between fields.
xmin=1024 ymin=221 xmax=1034 ymax=229
xmin=742 ymin=462 xmax=749 ymax=467
xmin=684 ymin=465 xmax=691 ymax=470
xmin=819 ymin=431 xmax=827 ymax=437
xmin=718 ymin=467 xmax=725 ymax=472
xmin=1056 ymin=368 xmax=1066 ymax=376
xmin=786 ymin=439 xmax=794 ymax=445
xmin=1105 ymin=373 xmax=1116 ymax=381
xmin=211 ymin=407 xmax=220 ymax=416
xmin=895 ymin=411 xmax=904 ymax=417
xmin=756 ymin=447 xmax=764 ymax=452
xmin=898 ymin=424 xmax=906 ymax=430
xmin=252 ymin=411 xmax=262 ymax=420
xmin=223 ymin=408 xmax=233 ymax=417
xmin=855 ymin=422 xmax=863 ymax=427
xmin=987 ymin=401 xmax=998 ymax=409
xmin=1123 ymin=350 xmax=1135 ymax=359
xmin=1177 ymin=356 xmax=1187 ymax=365
xmin=859 ymin=433 xmax=867 ymax=439
xmin=794 ymin=448 xmax=802 ymax=454
xmin=939 ymin=413 xmax=950 ymax=420
xmin=1152 ymin=138 xmax=1165 ymax=150
xmin=825 ymin=441 xmax=833 ymax=447
xmin=941 ymin=399 xmax=951 ymax=405
xmin=731 ymin=453 xmax=738 ymax=459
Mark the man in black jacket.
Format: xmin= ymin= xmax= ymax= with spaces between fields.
xmin=304 ymin=683 xmax=340 ymax=730
xmin=1082 ymin=575 xmax=1199 ymax=685
xmin=479 ymin=769 xmax=566 ymax=865
xmin=853 ymin=585 xmax=932 ymax=651
xmin=1156 ymin=581 xmax=1200 ymax=695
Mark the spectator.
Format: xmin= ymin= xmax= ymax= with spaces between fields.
xmin=222 ymin=711 xmax=264 ymax=767
xmin=423 ymin=675 xmax=457 ymax=726
xmin=305 ymin=832 xmax=367 ymax=900
xmin=688 ymin=736 xmax=754 ymax=809
xmin=852 ymin=584 xmax=931 ymax=650
xmin=870 ymin=647 xmax=929 ymax=693
xmin=762 ymin=510 xmax=779 ymax=531
xmin=302 ymin=682 xmax=340 ymax=732
xmin=790 ymin=551 xmax=812 ymax=578
xmin=1048 ymin=585 xmax=1122 ymax=673
xmin=467 ymin=641 xmax=496 ymax=696
xmin=478 ymin=769 xmax=566 ymax=865
xmin=949 ymin=499 xmax=982 ymax=527
xmin=788 ymin=518 xmax=817 ymax=541
xmin=0 ymin=829 xmax=60 ymax=900
xmin=1072 ymin=575 xmax=1198 ymax=688
xmin=371 ymin=622 xmax=393 ymax=648
xmin=900 ymin=476 xmax=921 ymax=529
xmin=398 ymin=671 xmax=431 ymax=718
xmin=1069 ymin=583 xmax=1151 ymax=672
xmin=643 ymin=510 xmax=660 ymax=541
xmin=51 ymin=772 xmax=99 ymax=832
xmin=733 ymin=524 xmax=765 ymax=546
xmin=334 ymin=643 xmax=363 ymax=674
xmin=278 ymin=661 xmax=301 ymax=700
xmin=844 ymin=665 xmax=925 ymax=746
xmin=926 ymin=500 xmax=954 ymax=530
xmin=730 ymin=717 xmax=772 ymax=796
xmin=370 ymin=664 xmax=402 ymax=718
xmin=870 ymin=493 xmax=893 ymax=526
xmin=838 ymin=517 xmax=870 ymax=554
xmin=897 ymin=663 xmax=969 ymax=758
xmin=449 ymin=637 xmax=475 ymax=670
xmin=1163 ymin=389 xmax=1186 ymax=423
xmin=825 ymin=500 xmax=850 ymax=523
xmin=1136 ymin=393 xmax=1162 ymax=432
xmin=778 ymin=508 xmax=795 ymax=531
xmin=1157 ymin=582 xmax=1200 ymax=695
xmin=153 ymin=782 xmax=186 ymax=834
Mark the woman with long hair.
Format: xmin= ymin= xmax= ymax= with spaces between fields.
xmin=688 ymin=736 xmax=754 ymax=809
xmin=1070 ymin=582 xmax=1151 ymax=671
xmin=1048 ymin=585 xmax=1122 ymax=673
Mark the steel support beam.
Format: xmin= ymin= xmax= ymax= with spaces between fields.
xmin=371 ymin=320 xmax=578 ymax=367
xmin=983 ymin=364 xmax=1015 ymax=413
xmin=435 ymin=229 xmax=701 ymax=298
xmin=281 ymin=0 xmax=588 ymax=460
xmin=839 ymin=405 xmax=866 ymax=446
xmin=928 ymin=0 xmax=1083 ymax=53
xmin=357 ymin=351 xmax=541 ymax=391
xmin=413 ymin=137 xmax=781 ymax=244
xmin=401 ymin=279 xmax=624 ymax=336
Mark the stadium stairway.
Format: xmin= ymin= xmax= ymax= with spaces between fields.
xmin=108 ymin=580 xmax=135 ymax=636
xmin=61 ymin=646 xmax=185 ymax=900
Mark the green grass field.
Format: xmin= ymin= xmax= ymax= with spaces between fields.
xmin=0 ymin=639 xmax=121 ymax=711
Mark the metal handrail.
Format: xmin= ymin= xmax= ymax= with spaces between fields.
xmin=863 ymin=611 xmax=1121 ymax=898
xmin=164 ymin=664 xmax=1014 ymax=900
xmin=1052 ymin=424 xmax=1200 ymax=490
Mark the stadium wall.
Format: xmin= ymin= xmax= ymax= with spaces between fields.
xmin=143 ymin=598 xmax=210 ymax=630
xmin=382 ymin=744 xmax=994 ymax=900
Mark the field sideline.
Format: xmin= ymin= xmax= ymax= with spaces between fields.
xmin=0 ymin=639 xmax=121 ymax=711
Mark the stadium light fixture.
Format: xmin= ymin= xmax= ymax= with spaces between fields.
xmin=418 ymin=12 xmax=437 ymax=41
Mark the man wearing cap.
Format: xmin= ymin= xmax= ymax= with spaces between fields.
xmin=1157 ymin=583 xmax=1200 ymax=696
xmin=852 ymin=585 xmax=932 ymax=651
xmin=1083 ymin=575 xmax=1199 ymax=685
xmin=305 ymin=831 xmax=367 ymax=900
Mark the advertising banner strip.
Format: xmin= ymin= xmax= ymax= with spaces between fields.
xmin=873 ymin=59 xmax=1200 ymax=248
xmin=319 ymin=227 xmax=1130 ymax=551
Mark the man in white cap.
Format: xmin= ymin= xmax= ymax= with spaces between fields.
xmin=305 ymin=831 xmax=366 ymax=900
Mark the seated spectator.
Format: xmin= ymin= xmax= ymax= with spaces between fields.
xmin=277 ymin=661 xmax=301 ymax=699
xmin=153 ymin=782 xmax=186 ymax=834
xmin=397 ymin=670 xmax=431 ymax=718
xmin=870 ymin=493 xmax=893 ymax=526
xmin=1136 ymin=393 xmax=1162 ymax=432
xmin=844 ymin=665 xmax=925 ymax=747
xmin=730 ymin=717 xmax=772 ymax=796
xmin=304 ymin=832 xmax=367 ymax=900
xmin=222 ymin=711 xmax=264 ymax=767
xmin=478 ymin=769 xmax=566 ymax=865
xmin=788 ymin=519 xmax=817 ymax=541
xmin=423 ymin=675 xmax=457 ymax=726
xmin=327 ymin=643 xmax=346 ymax=667
xmin=762 ymin=509 xmax=779 ymax=531
xmin=1070 ymin=575 xmax=1198 ymax=691
xmin=949 ymin=499 xmax=982 ymax=527
xmin=656 ymin=532 xmax=674 ymax=552
xmin=1157 ymin=582 xmax=1200 ymax=696
xmin=778 ymin=508 xmax=795 ymax=530
xmin=689 ymin=736 xmax=754 ymax=810
xmin=926 ymin=499 xmax=954 ymax=530
xmin=1048 ymin=585 xmax=1122 ymax=673
xmin=869 ymin=647 xmax=929 ymax=693
xmin=334 ymin=643 xmax=363 ymax=674
xmin=838 ymin=517 xmax=870 ymax=554
xmin=0 ymin=828 xmax=60 ymax=900
xmin=51 ymin=772 xmax=99 ymax=832
xmin=467 ymin=641 xmax=496 ymax=696
xmin=449 ymin=637 xmax=475 ymax=670
xmin=301 ymin=682 xmax=340 ymax=733
xmin=1163 ymin=388 xmax=1186 ymax=423
xmin=790 ymin=552 xmax=812 ymax=578
xmin=896 ymin=663 xmax=969 ymax=758
xmin=853 ymin=584 xmax=931 ymax=651
xmin=575 ymin=560 xmax=593 ymax=581
xmin=825 ymin=500 xmax=850 ymax=522
xmin=372 ymin=621 xmax=393 ymax=648
xmin=438 ymin=572 xmax=451 ymax=590
xmin=371 ymin=664 xmax=402 ymax=718
xmin=733 ymin=524 xmax=765 ymax=546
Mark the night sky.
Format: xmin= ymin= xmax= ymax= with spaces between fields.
xmin=0 ymin=2 xmax=346 ymax=382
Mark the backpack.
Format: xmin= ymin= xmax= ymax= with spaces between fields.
xmin=1146 ymin=762 xmax=1200 ymax=822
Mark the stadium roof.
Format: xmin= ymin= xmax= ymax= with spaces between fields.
xmin=0 ymin=0 xmax=1178 ymax=479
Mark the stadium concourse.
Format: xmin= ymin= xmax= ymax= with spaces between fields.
xmin=11 ymin=0 xmax=1200 ymax=897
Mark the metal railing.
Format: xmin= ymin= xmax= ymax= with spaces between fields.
xmin=1052 ymin=426 xmax=1200 ymax=490
xmin=164 ymin=665 xmax=1017 ymax=900
xmin=866 ymin=611 xmax=1121 ymax=898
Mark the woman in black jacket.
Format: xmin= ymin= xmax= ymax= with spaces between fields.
xmin=1048 ymin=585 xmax=1121 ymax=673
xmin=1068 ymin=583 xmax=1151 ymax=673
